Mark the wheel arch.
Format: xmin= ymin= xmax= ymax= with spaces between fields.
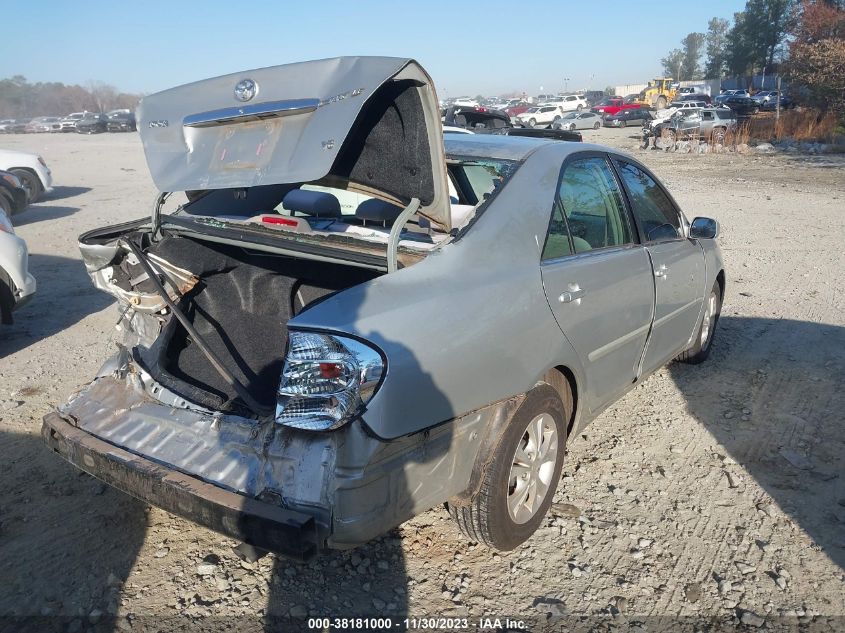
xmin=544 ymin=365 xmax=578 ymax=438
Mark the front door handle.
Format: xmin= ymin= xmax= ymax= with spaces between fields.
xmin=654 ymin=264 xmax=669 ymax=278
xmin=559 ymin=287 xmax=586 ymax=304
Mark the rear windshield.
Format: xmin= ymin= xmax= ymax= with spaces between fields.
xmin=174 ymin=157 xmax=520 ymax=224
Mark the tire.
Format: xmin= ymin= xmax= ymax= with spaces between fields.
xmin=576 ymin=104 xmax=583 ymax=111
xmin=570 ymin=124 xmax=576 ymax=131
xmin=620 ymin=120 xmax=627 ymax=128
xmin=553 ymin=115 xmax=561 ymax=125
xmin=448 ymin=381 xmax=570 ymax=551
xmin=657 ymin=96 xmax=667 ymax=109
xmin=677 ymin=281 xmax=721 ymax=364
xmin=528 ymin=118 xmax=536 ymax=128
xmin=10 ymin=169 xmax=41 ymax=203
xmin=593 ymin=121 xmax=601 ymax=129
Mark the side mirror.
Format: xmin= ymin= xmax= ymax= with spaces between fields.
xmin=689 ymin=216 xmax=719 ymax=239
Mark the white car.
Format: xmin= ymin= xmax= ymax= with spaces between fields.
xmin=553 ymin=111 xmax=603 ymax=130
xmin=0 ymin=149 xmax=53 ymax=203
xmin=514 ymin=104 xmax=563 ymax=128
xmin=60 ymin=112 xmax=88 ymax=132
xmin=0 ymin=207 xmax=36 ymax=324
xmin=552 ymin=94 xmax=588 ymax=112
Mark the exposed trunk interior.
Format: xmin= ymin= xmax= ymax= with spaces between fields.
xmin=130 ymin=235 xmax=380 ymax=414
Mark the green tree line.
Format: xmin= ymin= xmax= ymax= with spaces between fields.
xmin=658 ymin=0 xmax=845 ymax=120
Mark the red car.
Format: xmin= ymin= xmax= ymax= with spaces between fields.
xmin=590 ymin=97 xmax=644 ymax=116
xmin=505 ymin=102 xmax=533 ymax=117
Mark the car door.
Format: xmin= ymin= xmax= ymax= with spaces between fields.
xmin=540 ymin=153 xmax=655 ymax=413
xmin=612 ymin=158 xmax=706 ymax=374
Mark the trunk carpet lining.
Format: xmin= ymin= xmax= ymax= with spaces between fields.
xmin=137 ymin=236 xmax=378 ymax=413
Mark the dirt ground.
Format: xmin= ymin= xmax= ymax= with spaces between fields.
xmin=1 ymin=129 xmax=844 ymax=632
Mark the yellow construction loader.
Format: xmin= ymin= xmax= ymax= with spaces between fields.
xmin=636 ymin=78 xmax=678 ymax=109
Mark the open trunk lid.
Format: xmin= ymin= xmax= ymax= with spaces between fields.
xmin=137 ymin=56 xmax=452 ymax=231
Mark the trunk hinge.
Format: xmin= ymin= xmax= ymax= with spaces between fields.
xmin=386 ymin=198 xmax=420 ymax=273
xmin=151 ymin=192 xmax=171 ymax=242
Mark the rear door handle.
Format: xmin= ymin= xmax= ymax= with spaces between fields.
xmin=558 ymin=287 xmax=585 ymax=303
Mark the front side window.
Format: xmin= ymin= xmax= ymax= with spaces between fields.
xmin=543 ymin=156 xmax=633 ymax=259
xmin=614 ymin=160 xmax=682 ymax=241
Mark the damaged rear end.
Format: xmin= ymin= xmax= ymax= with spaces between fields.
xmin=42 ymin=57 xmax=465 ymax=557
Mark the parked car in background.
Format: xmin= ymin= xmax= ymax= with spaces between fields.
xmin=667 ymin=100 xmax=708 ymax=111
xmin=591 ymin=97 xmax=643 ymax=116
xmin=761 ymin=93 xmax=794 ymax=110
xmin=0 ymin=204 xmax=36 ymax=325
xmin=752 ymin=90 xmax=778 ymax=104
xmin=60 ymin=112 xmax=87 ymax=132
xmin=41 ymin=56 xmax=724 ymax=559
xmin=552 ymin=111 xmax=603 ymax=130
xmin=655 ymin=108 xmax=738 ymax=144
xmin=6 ymin=119 xmax=30 ymax=134
xmin=550 ymin=94 xmax=587 ymax=112
xmin=76 ymin=113 xmax=109 ymax=134
xmin=0 ymin=120 xmax=16 ymax=133
xmin=0 ymin=170 xmax=28 ymax=216
xmin=107 ymin=111 xmax=137 ymax=132
xmin=603 ymin=108 xmax=653 ymax=128
xmin=515 ymin=104 xmax=563 ymax=128
xmin=505 ymin=101 xmax=534 ymax=119
xmin=714 ymin=89 xmax=748 ymax=106
xmin=25 ymin=117 xmax=63 ymax=133
xmin=0 ymin=149 xmax=53 ymax=203
xmin=443 ymin=106 xmax=511 ymax=131
xmin=679 ymin=93 xmax=712 ymax=105
xmin=722 ymin=96 xmax=759 ymax=116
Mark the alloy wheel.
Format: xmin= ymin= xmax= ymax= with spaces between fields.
xmin=507 ymin=413 xmax=559 ymax=524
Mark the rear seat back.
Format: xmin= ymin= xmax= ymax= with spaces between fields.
xmin=282 ymin=189 xmax=342 ymax=218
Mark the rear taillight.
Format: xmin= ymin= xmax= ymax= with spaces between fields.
xmin=276 ymin=332 xmax=385 ymax=431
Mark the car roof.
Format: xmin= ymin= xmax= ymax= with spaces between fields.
xmin=444 ymin=134 xmax=612 ymax=162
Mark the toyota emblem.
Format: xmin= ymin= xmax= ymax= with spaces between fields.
xmin=234 ymin=79 xmax=258 ymax=102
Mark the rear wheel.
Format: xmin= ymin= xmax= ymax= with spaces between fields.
xmin=10 ymin=169 xmax=41 ymax=203
xmin=570 ymin=124 xmax=577 ymax=131
xmin=593 ymin=121 xmax=601 ymax=129
xmin=657 ymin=96 xmax=667 ymax=109
xmin=576 ymin=104 xmax=583 ymax=111
xmin=528 ymin=118 xmax=536 ymax=128
xmin=448 ymin=381 xmax=569 ymax=550
xmin=620 ymin=120 xmax=627 ymax=128
xmin=677 ymin=281 xmax=721 ymax=364
xmin=712 ymin=127 xmax=727 ymax=144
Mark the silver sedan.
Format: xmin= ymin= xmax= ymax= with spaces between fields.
xmin=44 ymin=57 xmax=725 ymax=558
xmin=553 ymin=111 xmax=603 ymax=130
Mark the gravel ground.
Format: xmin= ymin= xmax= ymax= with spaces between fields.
xmin=1 ymin=129 xmax=844 ymax=632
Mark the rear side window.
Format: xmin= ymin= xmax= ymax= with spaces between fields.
xmin=543 ymin=156 xmax=633 ymax=259
xmin=614 ymin=160 xmax=682 ymax=241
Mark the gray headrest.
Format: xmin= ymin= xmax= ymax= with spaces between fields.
xmin=355 ymin=198 xmax=403 ymax=223
xmin=283 ymin=189 xmax=342 ymax=217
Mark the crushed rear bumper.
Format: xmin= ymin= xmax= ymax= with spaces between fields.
xmin=41 ymin=412 xmax=319 ymax=561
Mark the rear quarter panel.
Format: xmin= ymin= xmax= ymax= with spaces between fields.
xmin=292 ymin=143 xmax=587 ymax=439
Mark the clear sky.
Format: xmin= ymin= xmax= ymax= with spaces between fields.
xmin=2 ymin=0 xmax=746 ymax=97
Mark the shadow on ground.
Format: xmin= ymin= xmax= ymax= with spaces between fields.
xmin=670 ymin=316 xmax=845 ymax=571
xmin=0 ymin=429 xmax=148 ymax=625
xmin=12 ymin=205 xmax=80 ymax=227
xmin=48 ymin=185 xmax=92 ymax=201
xmin=0 ymin=254 xmax=113 ymax=357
